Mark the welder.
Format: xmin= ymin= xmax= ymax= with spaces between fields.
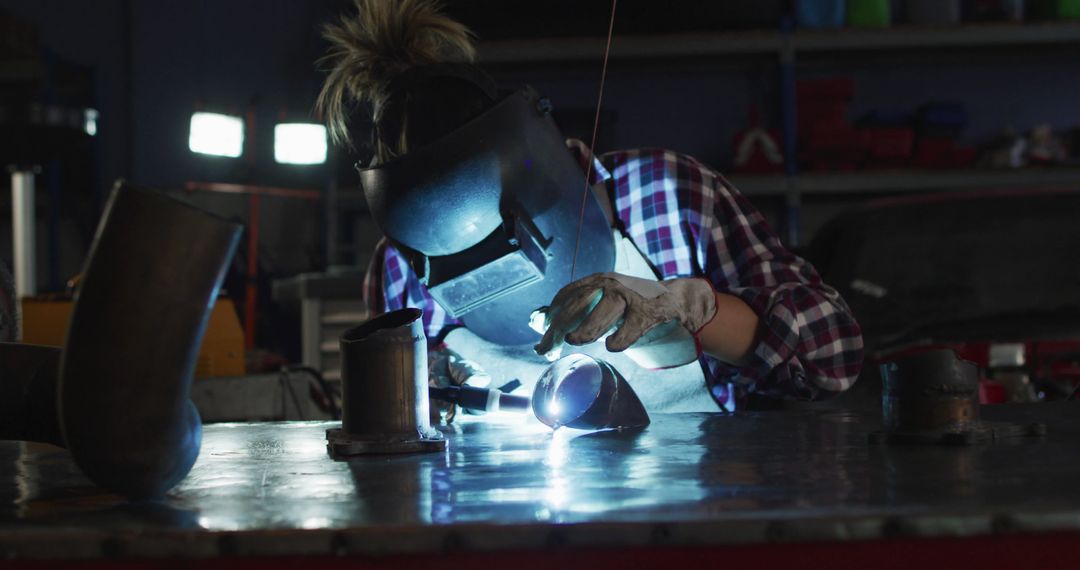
xmin=316 ymin=0 xmax=864 ymax=412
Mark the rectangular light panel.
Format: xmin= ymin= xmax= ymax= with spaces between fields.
xmin=189 ymin=112 xmax=245 ymax=158
xmin=274 ymin=123 xmax=328 ymax=165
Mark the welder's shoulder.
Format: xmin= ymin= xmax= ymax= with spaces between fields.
xmin=600 ymin=147 xmax=730 ymax=191
xmin=600 ymin=147 xmax=745 ymax=225
xmin=366 ymin=238 xmax=419 ymax=288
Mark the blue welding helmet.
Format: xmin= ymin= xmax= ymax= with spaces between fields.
xmin=358 ymin=85 xmax=616 ymax=346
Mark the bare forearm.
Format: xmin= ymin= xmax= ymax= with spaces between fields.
xmin=696 ymin=292 xmax=762 ymax=366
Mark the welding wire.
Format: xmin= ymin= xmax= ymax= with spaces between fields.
xmin=569 ymin=0 xmax=618 ymax=281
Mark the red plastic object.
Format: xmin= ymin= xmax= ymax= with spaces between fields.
xmin=913 ymin=139 xmax=977 ymax=169
xmin=802 ymin=124 xmax=868 ymax=170
xmin=797 ymin=101 xmax=849 ymax=136
xmin=948 ymin=147 xmax=978 ymax=167
xmin=979 ymin=380 xmax=1008 ymax=404
xmin=805 ymin=124 xmax=865 ymax=151
xmin=867 ymin=128 xmax=916 ymax=158
xmin=797 ymin=78 xmax=857 ymax=100
xmin=912 ymin=137 xmax=957 ymax=168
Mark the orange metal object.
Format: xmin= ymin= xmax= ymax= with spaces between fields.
xmin=19 ymin=296 xmax=245 ymax=378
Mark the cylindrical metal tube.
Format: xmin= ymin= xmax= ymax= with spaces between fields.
xmin=328 ymin=309 xmax=444 ymax=455
xmin=11 ymin=170 xmax=36 ymax=322
xmin=341 ymin=309 xmax=430 ymax=437
xmin=880 ymin=349 xmax=980 ymax=434
xmin=59 ymin=182 xmax=241 ymax=500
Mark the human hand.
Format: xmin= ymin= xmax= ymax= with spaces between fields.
xmin=533 ymin=273 xmax=716 ymax=361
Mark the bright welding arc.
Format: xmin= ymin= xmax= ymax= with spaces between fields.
xmin=569 ymin=0 xmax=618 ymax=281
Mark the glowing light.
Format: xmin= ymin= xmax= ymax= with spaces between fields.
xmin=274 ymin=123 xmax=328 ymax=165
xmin=547 ymin=400 xmax=562 ymax=417
xmin=544 ymin=479 xmax=568 ymax=510
xmin=189 ymin=112 xmax=245 ymax=158
xmin=545 ymin=430 xmax=570 ymax=468
xmin=300 ymin=516 xmax=332 ymax=529
xmin=84 ymin=109 xmax=99 ymax=136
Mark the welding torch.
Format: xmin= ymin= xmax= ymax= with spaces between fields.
xmin=428 ymin=385 xmax=531 ymax=414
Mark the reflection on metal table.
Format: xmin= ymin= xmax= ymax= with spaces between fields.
xmin=2 ymin=403 xmax=1080 ymax=568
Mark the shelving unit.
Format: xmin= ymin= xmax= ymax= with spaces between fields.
xmin=2 ymin=42 xmax=99 ymax=292
xmin=477 ymin=22 xmax=1080 ymax=244
xmin=730 ymin=167 xmax=1080 ymax=196
xmin=328 ymin=23 xmax=1080 ymax=260
xmin=479 ymin=22 xmax=1080 ymax=63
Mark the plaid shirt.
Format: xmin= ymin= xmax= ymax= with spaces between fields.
xmin=364 ymin=140 xmax=864 ymax=404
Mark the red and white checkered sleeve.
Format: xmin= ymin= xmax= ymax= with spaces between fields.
xmin=690 ymin=166 xmax=864 ymax=400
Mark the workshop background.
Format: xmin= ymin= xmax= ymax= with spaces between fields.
xmin=2 ymin=0 xmax=1079 ymax=418
xmin=5 ymin=2 xmax=1080 ymax=568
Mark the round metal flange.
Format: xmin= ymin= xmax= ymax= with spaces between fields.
xmin=326 ymin=427 xmax=446 ymax=457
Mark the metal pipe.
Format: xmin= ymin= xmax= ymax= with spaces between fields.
xmin=880 ymin=349 xmax=980 ymax=435
xmin=58 ymin=181 xmax=241 ymax=499
xmin=11 ymin=169 xmax=37 ymax=326
xmin=327 ymin=308 xmax=445 ymax=456
xmin=873 ymin=348 xmax=1045 ymax=446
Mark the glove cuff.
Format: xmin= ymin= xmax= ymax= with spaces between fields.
xmin=666 ymin=277 xmax=719 ymax=334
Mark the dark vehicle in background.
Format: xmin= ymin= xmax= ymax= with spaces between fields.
xmin=805 ymin=188 xmax=1080 ymax=407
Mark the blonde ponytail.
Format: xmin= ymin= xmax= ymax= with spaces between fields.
xmin=316 ymin=0 xmax=477 ymax=149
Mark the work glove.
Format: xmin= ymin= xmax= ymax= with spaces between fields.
xmin=429 ymin=347 xmax=491 ymax=424
xmin=533 ymin=272 xmax=717 ymax=361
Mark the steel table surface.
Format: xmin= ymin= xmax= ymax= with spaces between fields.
xmin=1 ymin=403 xmax=1079 ymax=565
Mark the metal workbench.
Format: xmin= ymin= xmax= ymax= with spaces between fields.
xmin=1 ymin=403 xmax=1079 ymax=568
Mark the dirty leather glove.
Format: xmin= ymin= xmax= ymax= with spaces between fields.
xmin=534 ymin=272 xmax=717 ymax=359
xmin=429 ymin=347 xmax=491 ymax=424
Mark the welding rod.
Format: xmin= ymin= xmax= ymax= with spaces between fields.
xmin=428 ymin=385 xmax=531 ymax=413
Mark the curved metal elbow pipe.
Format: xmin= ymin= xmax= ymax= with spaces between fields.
xmin=59 ymin=182 xmax=241 ymax=500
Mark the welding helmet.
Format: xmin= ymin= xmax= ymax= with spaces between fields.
xmin=358 ymin=77 xmax=616 ymax=346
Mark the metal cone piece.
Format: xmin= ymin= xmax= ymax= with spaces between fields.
xmin=532 ymin=354 xmax=650 ymax=431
